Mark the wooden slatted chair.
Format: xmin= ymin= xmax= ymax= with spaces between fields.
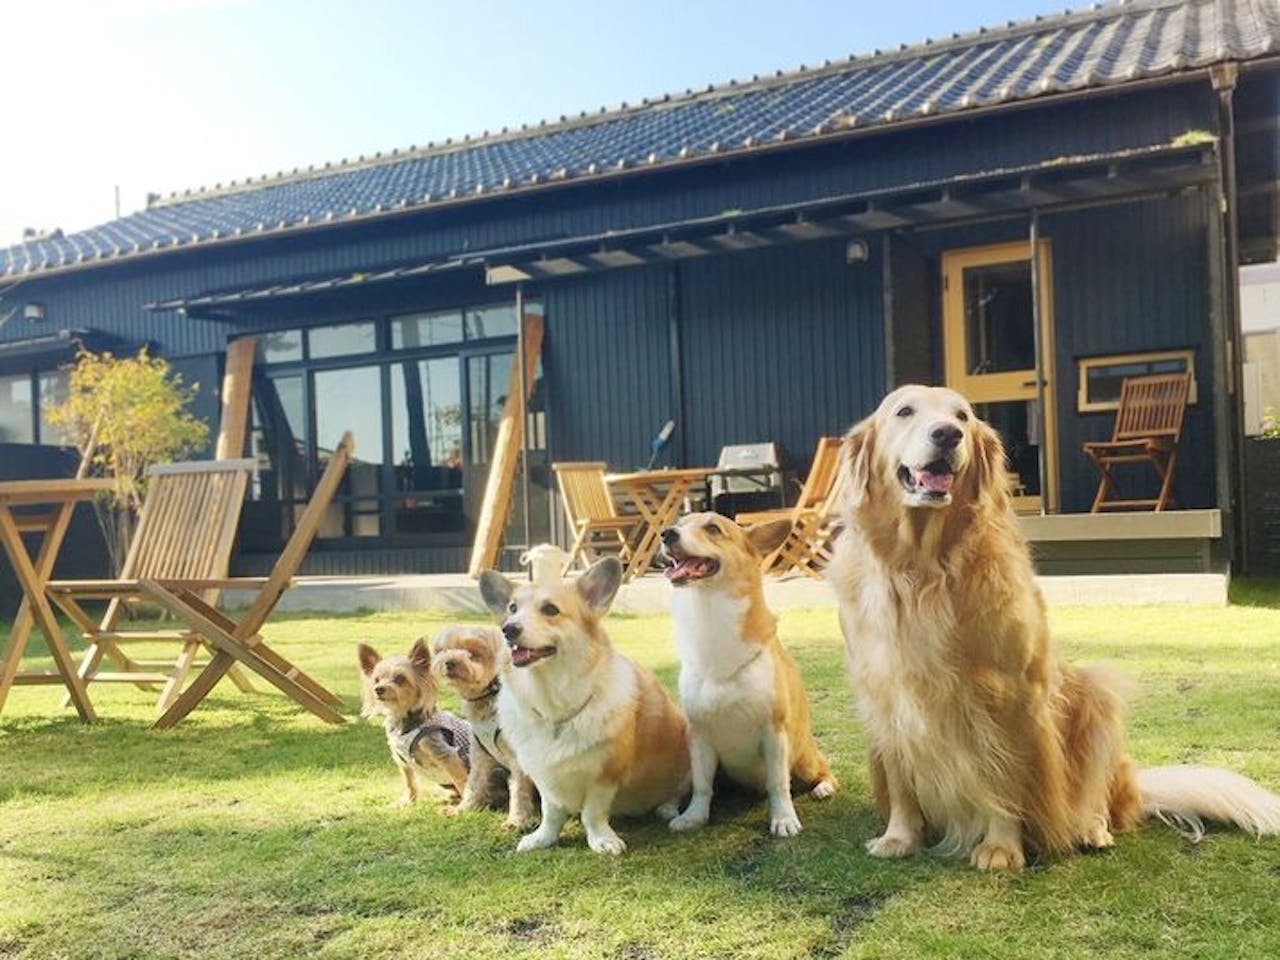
xmin=53 ymin=458 xmax=255 ymax=713
xmin=736 ymin=437 xmax=845 ymax=578
xmin=552 ymin=462 xmax=639 ymax=574
xmin=48 ymin=433 xmax=354 ymax=727
xmin=1084 ymin=371 xmax=1192 ymax=513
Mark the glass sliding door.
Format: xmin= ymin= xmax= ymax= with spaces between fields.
xmin=390 ymin=356 xmax=465 ymax=534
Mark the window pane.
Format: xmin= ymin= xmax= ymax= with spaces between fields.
xmin=37 ymin=369 xmax=70 ymax=444
xmin=391 ymin=310 xmax=464 ymax=348
xmin=315 ymin=366 xmax=384 ymax=539
xmin=309 ymin=322 xmax=376 ymax=359
xmin=390 ymin=358 xmax=465 ymax=533
xmin=0 ymin=374 xmax=34 ymax=444
xmin=250 ymin=375 xmax=307 ymax=502
xmin=963 ymin=260 xmax=1034 ymax=374
xmin=465 ymin=303 xmax=518 ymax=340
xmin=254 ymin=331 xmax=302 ymax=364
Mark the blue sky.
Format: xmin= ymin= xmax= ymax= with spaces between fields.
xmin=2 ymin=0 xmax=1070 ymax=241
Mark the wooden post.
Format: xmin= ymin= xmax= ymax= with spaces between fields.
xmin=216 ymin=338 xmax=257 ymax=460
xmin=467 ymin=314 xmax=544 ymax=577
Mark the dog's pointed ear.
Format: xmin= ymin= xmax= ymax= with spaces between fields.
xmin=971 ymin=420 xmax=1012 ymax=510
xmin=479 ymin=570 xmax=515 ymax=615
xmin=744 ymin=518 xmax=793 ymax=556
xmin=842 ymin=416 xmax=876 ymax=510
xmin=577 ymin=556 xmax=623 ymax=615
xmin=409 ymin=637 xmax=432 ymax=673
xmin=356 ymin=642 xmax=381 ymax=675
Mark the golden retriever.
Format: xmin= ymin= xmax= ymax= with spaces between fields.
xmin=829 ymin=384 xmax=1280 ymax=870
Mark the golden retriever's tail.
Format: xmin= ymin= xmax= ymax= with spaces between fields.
xmin=1138 ymin=766 xmax=1280 ymax=840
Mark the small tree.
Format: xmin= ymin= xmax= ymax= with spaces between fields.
xmin=45 ymin=348 xmax=209 ymax=572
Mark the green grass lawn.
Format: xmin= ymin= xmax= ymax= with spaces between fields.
xmin=3 ymin=584 xmax=1280 ymax=960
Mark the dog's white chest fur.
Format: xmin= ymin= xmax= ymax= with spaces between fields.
xmin=673 ymin=589 xmax=774 ymax=789
xmin=497 ymin=654 xmax=635 ymax=812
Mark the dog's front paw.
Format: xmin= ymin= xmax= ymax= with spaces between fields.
xmin=393 ymin=792 xmax=418 ymax=809
xmin=770 ymin=812 xmax=803 ymax=838
xmin=865 ymin=832 xmax=919 ymax=858
xmin=970 ymin=840 xmax=1025 ymax=871
xmin=516 ymin=829 xmax=559 ymax=853
xmin=810 ymin=778 xmax=838 ymax=800
xmin=668 ymin=810 xmax=708 ymax=833
xmin=654 ymin=801 xmax=680 ymax=821
xmin=587 ymin=831 xmax=627 ymax=856
xmin=504 ymin=813 xmax=538 ymax=831
xmin=1081 ymin=820 xmax=1114 ymax=850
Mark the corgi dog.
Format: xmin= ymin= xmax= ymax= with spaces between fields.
xmin=430 ymin=624 xmax=538 ymax=829
xmin=357 ymin=638 xmax=471 ymax=807
xmin=479 ymin=557 xmax=691 ymax=855
xmin=661 ymin=513 xmax=837 ymax=836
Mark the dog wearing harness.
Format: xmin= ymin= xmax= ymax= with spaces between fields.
xmin=431 ymin=624 xmax=538 ymax=829
xmin=357 ymin=638 xmax=471 ymax=808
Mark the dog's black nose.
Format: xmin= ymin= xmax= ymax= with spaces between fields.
xmin=660 ymin=528 xmax=679 ymax=547
xmin=374 ymin=684 xmax=389 ymax=698
xmin=502 ymin=620 xmax=522 ymax=641
xmin=929 ymin=422 xmax=963 ymax=450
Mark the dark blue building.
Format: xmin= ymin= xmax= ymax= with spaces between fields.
xmin=1 ymin=0 xmax=1276 ymax=581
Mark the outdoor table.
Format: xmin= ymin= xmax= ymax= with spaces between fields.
xmin=606 ymin=467 xmax=713 ymax=580
xmin=0 ymin=477 xmax=113 ymax=722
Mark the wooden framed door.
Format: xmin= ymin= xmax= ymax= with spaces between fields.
xmin=942 ymin=240 xmax=1058 ymax=514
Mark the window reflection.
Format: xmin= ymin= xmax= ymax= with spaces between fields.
xmin=392 ymin=310 xmax=464 ymax=349
xmin=37 ymin=370 xmax=70 ymax=444
xmin=0 ymin=374 xmax=34 ymax=444
xmin=390 ymin=358 xmax=464 ymax=533
xmin=310 ymin=322 xmax=376 ymax=359
xmin=315 ymin=366 xmax=384 ymax=538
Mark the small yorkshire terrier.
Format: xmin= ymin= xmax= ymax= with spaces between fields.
xmin=431 ymin=625 xmax=538 ymax=829
xmin=357 ymin=638 xmax=471 ymax=808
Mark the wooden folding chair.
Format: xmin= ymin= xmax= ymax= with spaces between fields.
xmin=52 ymin=458 xmax=255 ymax=713
xmin=1084 ymin=372 xmax=1191 ymax=513
xmin=552 ymin=462 xmax=638 ymax=574
xmin=736 ymin=437 xmax=844 ymax=578
xmin=48 ymin=433 xmax=354 ymax=728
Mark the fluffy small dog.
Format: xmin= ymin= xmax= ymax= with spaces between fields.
xmin=829 ymin=384 xmax=1280 ymax=870
xmin=357 ymin=638 xmax=471 ymax=807
xmin=430 ymin=624 xmax=538 ymax=829
xmin=479 ymin=557 xmax=692 ymax=855
xmin=661 ymin=513 xmax=837 ymax=837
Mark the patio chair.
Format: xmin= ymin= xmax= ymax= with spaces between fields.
xmin=735 ymin=437 xmax=844 ymax=578
xmin=47 ymin=433 xmax=354 ymax=728
xmin=52 ymin=457 xmax=256 ymax=713
xmin=1084 ymin=372 xmax=1191 ymax=513
xmin=552 ymin=461 xmax=639 ymax=574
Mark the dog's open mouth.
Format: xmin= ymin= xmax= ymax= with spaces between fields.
xmin=898 ymin=460 xmax=956 ymax=501
xmin=664 ymin=551 xmax=720 ymax=586
xmin=508 ymin=642 xmax=556 ymax=667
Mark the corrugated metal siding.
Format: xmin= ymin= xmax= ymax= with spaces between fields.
xmin=678 ymin=239 xmax=885 ymax=472
xmin=544 ymin=265 xmax=674 ymax=468
xmin=1047 ymin=193 xmax=1213 ymax=513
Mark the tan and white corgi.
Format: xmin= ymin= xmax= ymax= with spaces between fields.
xmin=479 ymin=557 xmax=691 ymax=855
xmin=661 ymin=514 xmax=837 ymax=836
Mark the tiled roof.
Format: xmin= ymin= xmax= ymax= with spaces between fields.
xmin=3 ymin=0 xmax=1276 ymax=280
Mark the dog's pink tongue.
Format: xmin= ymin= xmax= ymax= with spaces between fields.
xmin=916 ymin=470 xmax=955 ymax=493
xmin=665 ymin=560 xmax=691 ymax=584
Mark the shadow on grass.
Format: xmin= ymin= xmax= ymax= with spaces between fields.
xmin=1229 ymin=576 xmax=1280 ymax=609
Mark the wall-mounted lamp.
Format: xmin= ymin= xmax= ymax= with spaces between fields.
xmin=845 ymin=239 xmax=870 ymax=264
xmin=23 ymin=302 xmax=45 ymax=322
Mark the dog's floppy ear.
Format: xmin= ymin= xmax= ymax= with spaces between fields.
xmin=577 ymin=556 xmax=623 ymax=615
xmin=744 ymin=518 xmax=793 ymax=556
xmin=408 ymin=637 xmax=432 ymax=673
xmin=842 ymin=416 xmax=876 ymax=510
xmin=356 ymin=642 xmax=381 ymax=675
xmin=479 ymin=570 xmax=515 ymax=615
xmin=971 ymin=420 xmax=1012 ymax=510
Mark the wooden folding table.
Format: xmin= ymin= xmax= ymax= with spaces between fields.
xmin=0 ymin=477 xmax=113 ymax=722
xmin=607 ymin=467 xmax=712 ymax=580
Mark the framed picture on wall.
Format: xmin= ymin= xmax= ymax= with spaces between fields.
xmin=1076 ymin=349 xmax=1198 ymax=413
